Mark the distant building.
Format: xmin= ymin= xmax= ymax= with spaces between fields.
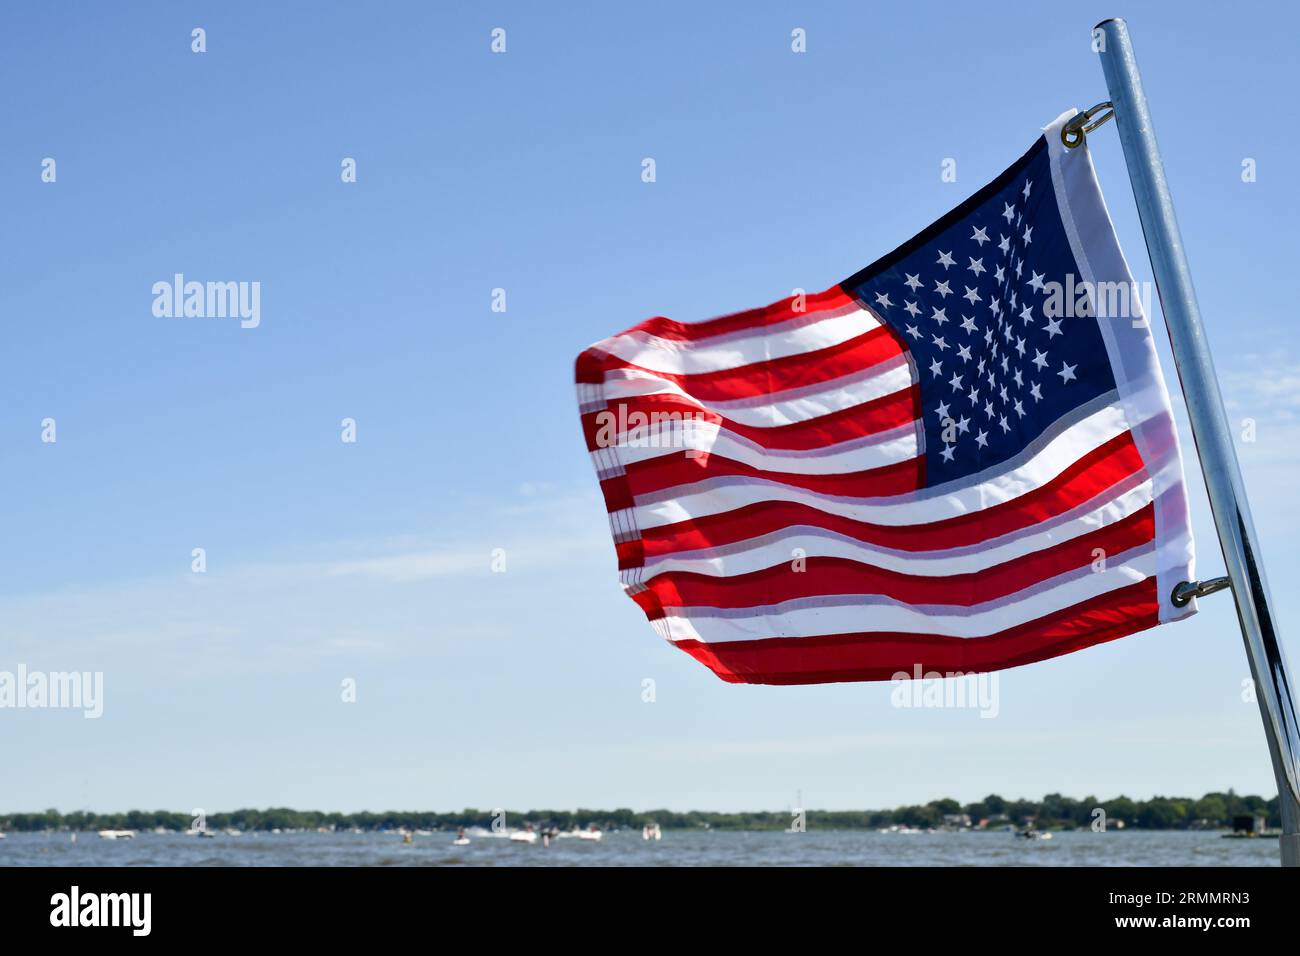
xmin=942 ymin=813 xmax=971 ymax=829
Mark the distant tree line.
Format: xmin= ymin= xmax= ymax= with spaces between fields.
xmin=0 ymin=791 xmax=1277 ymax=833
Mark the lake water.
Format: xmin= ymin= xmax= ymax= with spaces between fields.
xmin=0 ymin=829 xmax=1280 ymax=866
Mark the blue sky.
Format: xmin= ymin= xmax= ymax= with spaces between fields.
xmin=3 ymin=1 xmax=1300 ymax=814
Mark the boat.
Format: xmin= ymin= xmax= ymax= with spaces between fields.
xmin=97 ymin=829 xmax=136 ymax=840
xmin=642 ymin=823 xmax=662 ymax=841
xmin=1016 ymin=829 xmax=1052 ymax=840
xmin=185 ymin=828 xmax=216 ymax=839
xmin=509 ymin=830 xmax=538 ymax=844
xmin=453 ymin=837 xmax=471 ymax=846
xmin=576 ymin=827 xmax=603 ymax=842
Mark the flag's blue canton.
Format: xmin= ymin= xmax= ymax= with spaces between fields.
xmin=844 ymin=140 xmax=1117 ymax=486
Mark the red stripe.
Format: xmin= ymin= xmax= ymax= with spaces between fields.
xmin=580 ymin=385 xmax=918 ymax=452
xmin=673 ymin=579 xmax=1160 ymax=684
xmin=620 ymin=452 xmax=925 ymax=500
xmin=577 ymin=324 xmax=903 ymax=401
xmin=604 ymin=286 xmax=856 ymax=346
xmin=640 ymin=430 xmax=1144 ymax=557
xmin=643 ymin=502 xmax=1154 ymax=611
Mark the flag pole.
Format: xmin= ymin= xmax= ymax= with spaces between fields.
xmin=1093 ymin=16 xmax=1300 ymax=865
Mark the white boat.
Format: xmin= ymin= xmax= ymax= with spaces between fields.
xmin=453 ymin=838 xmax=471 ymax=846
xmin=509 ymin=830 xmax=538 ymax=844
xmin=185 ymin=828 xmax=216 ymax=839
xmin=642 ymin=823 xmax=662 ymax=841
xmin=576 ymin=828 xmax=603 ymax=842
xmin=97 ymin=829 xmax=136 ymax=840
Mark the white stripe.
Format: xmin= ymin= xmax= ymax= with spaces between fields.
xmin=598 ymin=359 xmax=915 ymax=428
xmin=609 ymin=419 xmax=919 ymax=475
xmin=643 ymin=480 xmax=1153 ymax=579
xmin=1045 ymin=108 xmax=1196 ymax=625
xmin=664 ymin=549 xmax=1155 ymax=643
xmin=598 ymin=305 xmax=880 ymax=375
xmin=632 ymin=402 xmax=1132 ymax=530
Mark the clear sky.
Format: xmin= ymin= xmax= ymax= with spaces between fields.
xmin=3 ymin=1 xmax=1299 ymax=815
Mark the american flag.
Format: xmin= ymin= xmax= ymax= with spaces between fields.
xmin=576 ymin=111 xmax=1196 ymax=685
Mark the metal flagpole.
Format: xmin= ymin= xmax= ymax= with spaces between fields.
xmin=1087 ymin=17 xmax=1300 ymax=865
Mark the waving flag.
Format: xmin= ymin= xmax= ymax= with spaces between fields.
xmin=575 ymin=110 xmax=1196 ymax=685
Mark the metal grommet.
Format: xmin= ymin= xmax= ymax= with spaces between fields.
xmin=1061 ymin=101 xmax=1116 ymax=149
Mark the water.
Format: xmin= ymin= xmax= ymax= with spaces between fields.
xmin=0 ymin=829 xmax=1280 ymax=866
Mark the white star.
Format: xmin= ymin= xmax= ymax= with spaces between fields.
xmin=904 ymin=300 xmax=922 ymax=318
xmin=936 ymin=250 xmax=956 ymax=269
xmin=1022 ymin=180 xmax=1032 ymax=200
xmin=1044 ymin=315 xmax=1063 ymax=337
xmin=967 ymin=257 xmax=985 ymax=276
xmin=874 ymin=292 xmax=893 ymax=309
xmin=998 ymin=414 xmax=1011 ymax=433
xmin=963 ymin=286 xmax=981 ymax=305
xmin=1029 ymin=382 xmax=1043 ymax=402
xmin=993 ymin=265 xmax=1006 ymax=284
xmin=932 ymin=335 xmax=949 ymax=351
xmin=929 ymin=357 xmax=944 ymax=378
xmin=1014 ymin=399 xmax=1026 ymax=417
xmin=1019 ymin=305 xmax=1034 ymax=325
xmin=999 ymin=384 xmax=1009 ymax=402
xmin=967 ymin=385 xmax=980 ymax=405
xmin=1032 ymin=349 xmax=1049 ymax=371
xmin=1002 ymin=202 xmax=1015 ymax=223
xmin=1057 ymin=362 xmax=1077 ymax=383
xmin=1022 ymin=225 xmax=1033 ymax=245
xmin=998 ymin=234 xmax=1011 ymax=255
xmin=1014 ymin=336 xmax=1026 ymax=357
xmin=956 ymin=416 xmax=970 ymax=434
xmin=960 ymin=315 xmax=978 ymax=334
xmin=905 ymin=323 xmax=921 ymax=339
xmin=931 ymin=307 xmax=948 ymax=324
xmin=935 ymin=400 xmax=951 ymax=421
xmin=975 ymin=429 xmax=989 ymax=449
xmin=1012 ymin=369 xmax=1023 ymax=387
xmin=904 ymin=273 xmax=923 ymax=292
xmin=934 ymin=279 xmax=952 ymax=298
xmin=983 ymin=399 xmax=995 ymax=419
xmin=949 ymin=372 xmax=964 ymax=391
xmin=940 ymin=444 xmax=956 ymax=463
xmin=971 ymin=226 xmax=989 ymax=246
xmin=1014 ymin=258 xmax=1023 ymax=278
